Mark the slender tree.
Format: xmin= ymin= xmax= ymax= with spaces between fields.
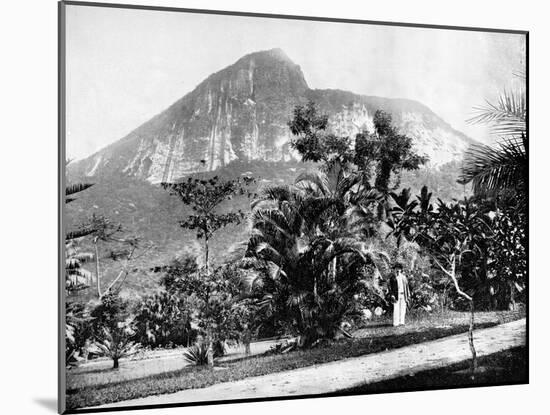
xmin=87 ymin=214 xmax=122 ymax=297
xmin=162 ymin=175 xmax=254 ymax=274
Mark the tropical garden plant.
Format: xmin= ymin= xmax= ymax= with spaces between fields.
xmin=245 ymin=182 xmax=391 ymax=346
xmin=89 ymin=320 xmax=140 ymax=369
xmin=182 ymin=343 xmax=210 ymax=366
xmin=134 ymin=291 xmax=196 ymax=349
xmin=88 ymin=292 xmax=139 ymax=369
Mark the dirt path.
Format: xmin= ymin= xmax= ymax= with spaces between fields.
xmin=92 ymin=318 xmax=526 ymax=409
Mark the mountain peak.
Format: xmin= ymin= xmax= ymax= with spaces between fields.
xmin=242 ymin=48 xmax=292 ymax=63
xmin=71 ymin=49 xmax=475 ymax=183
xmin=231 ymin=48 xmax=302 ymax=76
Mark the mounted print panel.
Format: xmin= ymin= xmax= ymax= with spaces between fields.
xmin=59 ymin=1 xmax=528 ymax=413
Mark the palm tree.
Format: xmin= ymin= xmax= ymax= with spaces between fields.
xmin=65 ymin=175 xmax=95 ymax=293
xmin=459 ymin=78 xmax=527 ymax=200
xmin=65 ymin=239 xmax=94 ymax=292
xmin=295 ymin=161 xmax=362 ymax=281
xmin=65 ymin=175 xmax=95 ymax=366
xmin=246 ymin=184 xmax=387 ymax=345
xmin=89 ymin=321 xmax=140 ymax=369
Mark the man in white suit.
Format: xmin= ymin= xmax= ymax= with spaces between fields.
xmin=389 ymin=263 xmax=410 ymax=326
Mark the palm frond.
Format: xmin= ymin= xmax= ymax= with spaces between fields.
xmin=337 ymin=174 xmax=361 ymax=198
xmin=295 ymin=171 xmax=329 ymax=196
xmin=255 ymin=242 xmax=283 ymax=265
xmin=65 ymin=183 xmax=94 ymax=198
xmin=66 ymin=227 xmax=95 ymax=241
xmin=252 ymin=209 xmax=293 ymax=240
xmin=458 ymin=137 xmax=527 ymax=197
xmin=468 ymin=89 xmax=526 ymax=138
xmin=258 ymin=184 xmax=295 ymax=203
xmin=319 ymin=237 xmax=365 ymax=268
xmin=66 ymin=267 xmax=92 ymax=279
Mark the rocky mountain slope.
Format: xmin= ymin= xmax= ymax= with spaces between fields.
xmin=69 ymin=48 xmax=475 ymax=184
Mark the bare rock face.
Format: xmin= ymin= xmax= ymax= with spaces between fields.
xmin=70 ymin=48 xmax=475 ymax=183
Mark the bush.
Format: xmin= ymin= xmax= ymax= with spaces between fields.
xmin=162 ymin=262 xmax=250 ymax=351
xmin=407 ymin=270 xmax=440 ymax=311
xmin=89 ymin=292 xmax=129 ymax=337
xmin=134 ymin=292 xmax=196 ymax=349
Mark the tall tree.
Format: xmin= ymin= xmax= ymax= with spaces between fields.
xmin=289 ymin=102 xmax=427 ymax=223
xmin=65 ymin=176 xmax=95 ymax=293
xmin=87 ymin=214 xmax=123 ymax=297
xmin=162 ymin=175 xmax=254 ymax=274
xmin=288 ymin=100 xmax=355 ymax=170
xmin=65 ymin=168 xmax=96 ymax=366
xmin=361 ymin=110 xmax=428 ymax=194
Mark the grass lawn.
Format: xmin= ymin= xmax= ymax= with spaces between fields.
xmin=66 ymin=310 xmax=524 ymax=409
xmin=343 ymin=346 xmax=527 ymax=394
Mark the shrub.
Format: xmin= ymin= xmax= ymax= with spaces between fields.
xmin=182 ymin=343 xmax=210 ymax=366
xmin=89 ymin=292 xmax=129 ymax=337
xmin=162 ymin=263 xmax=249 ymax=352
xmin=89 ymin=319 xmax=140 ymax=369
xmin=134 ymin=292 xmax=196 ymax=349
xmin=407 ymin=270 xmax=440 ymax=311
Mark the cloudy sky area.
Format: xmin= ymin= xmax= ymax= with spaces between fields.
xmin=66 ymin=5 xmax=526 ymax=160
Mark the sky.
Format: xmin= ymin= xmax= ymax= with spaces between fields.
xmin=65 ymin=4 xmax=526 ymax=160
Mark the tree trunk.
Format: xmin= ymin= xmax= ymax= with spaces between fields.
xmin=468 ymin=299 xmax=477 ymax=379
xmin=331 ymin=257 xmax=337 ymax=282
xmin=204 ymin=235 xmax=210 ymax=275
xmin=113 ymin=356 xmax=119 ymax=369
xmin=313 ymin=273 xmax=318 ymax=300
xmin=94 ymin=241 xmax=101 ymax=298
xmin=207 ymin=339 xmax=214 ymax=367
xmin=509 ymin=281 xmax=517 ymax=311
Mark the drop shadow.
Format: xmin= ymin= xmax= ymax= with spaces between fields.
xmin=34 ymin=398 xmax=57 ymax=413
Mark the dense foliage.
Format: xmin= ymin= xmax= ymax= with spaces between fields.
xmin=134 ymin=291 xmax=196 ymax=349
